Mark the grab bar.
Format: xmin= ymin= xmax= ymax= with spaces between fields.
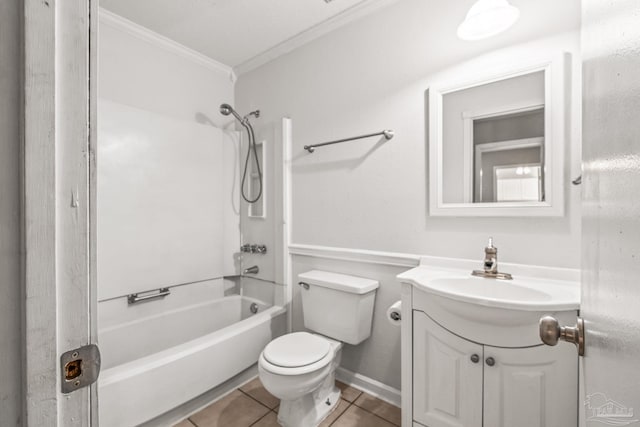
xmin=127 ymin=287 xmax=170 ymax=305
xmin=304 ymin=129 xmax=394 ymax=153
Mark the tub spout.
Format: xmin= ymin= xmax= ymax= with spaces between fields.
xmin=243 ymin=265 xmax=259 ymax=275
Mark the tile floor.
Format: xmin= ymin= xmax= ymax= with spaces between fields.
xmin=173 ymin=378 xmax=401 ymax=427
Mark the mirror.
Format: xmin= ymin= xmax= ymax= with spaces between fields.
xmin=429 ymin=54 xmax=568 ymax=217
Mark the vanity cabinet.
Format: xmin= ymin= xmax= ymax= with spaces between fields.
xmin=413 ymin=311 xmax=482 ymax=427
xmin=412 ymin=310 xmax=578 ymax=427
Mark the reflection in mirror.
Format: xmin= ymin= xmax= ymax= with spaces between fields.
xmin=473 ymin=102 xmax=544 ymax=203
xmin=442 ymin=70 xmax=545 ymax=204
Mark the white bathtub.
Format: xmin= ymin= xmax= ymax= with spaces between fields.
xmin=98 ymin=295 xmax=286 ymax=427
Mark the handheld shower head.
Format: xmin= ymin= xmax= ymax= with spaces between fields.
xmin=219 ymin=103 xmax=232 ymax=115
xmin=219 ymin=102 xmax=264 ymax=204
xmin=220 ymin=103 xmax=243 ymax=121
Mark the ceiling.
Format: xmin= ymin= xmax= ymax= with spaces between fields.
xmin=100 ymin=0 xmax=581 ymax=74
xmin=100 ymin=0 xmax=388 ymax=69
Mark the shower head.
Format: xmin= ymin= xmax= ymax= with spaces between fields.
xmin=220 ymin=103 xmax=260 ymax=124
xmin=220 ymin=103 xmax=243 ymax=122
xmin=220 ymin=103 xmax=232 ymax=115
xmin=220 ymin=103 xmax=238 ymax=118
xmin=220 ymin=102 xmax=263 ymax=204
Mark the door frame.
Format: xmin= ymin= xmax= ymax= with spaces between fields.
xmin=23 ymin=0 xmax=97 ymax=424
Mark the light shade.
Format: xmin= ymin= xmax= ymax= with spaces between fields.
xmin=457 ymin=0 xmax=520 ymax=41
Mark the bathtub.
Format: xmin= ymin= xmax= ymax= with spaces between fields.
xmin=98 ymin=295 xmax=286 ymax=427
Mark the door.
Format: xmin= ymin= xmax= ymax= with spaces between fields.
xmin=580 ymin=0 xmax=640 ymax=425
xmin=413 ymin=311 xmax=483 ymax=427
xmin=483 ymin=344 xmax=577 ymax=427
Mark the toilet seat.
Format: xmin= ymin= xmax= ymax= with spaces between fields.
xmin=259 ymin=333 xmax=335 ymax=376
xmin=264 ymin=332 xmax=330 ymax=368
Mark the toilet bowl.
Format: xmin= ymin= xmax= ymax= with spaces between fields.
xmin=258 ymin=270 xmax=379 ymax=427
xmin=259 ymin=332 xmax=342 ymax=427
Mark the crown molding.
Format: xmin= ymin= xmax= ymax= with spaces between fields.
xmin=99 ymin=8 xmax=236 ymax=83
xmin=234 ymin=0 xmax=402 ymax=76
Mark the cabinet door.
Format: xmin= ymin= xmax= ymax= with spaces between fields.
xmin=413 ymin=311 xmax=483 ymax=427
xmin=483 ymin=344 xmax=578 ymax=427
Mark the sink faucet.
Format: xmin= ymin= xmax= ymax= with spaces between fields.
xmin=472 ymin=238 xmax=513 ymax=280
xmin=483 ymin=237 xmax=498 ymax=274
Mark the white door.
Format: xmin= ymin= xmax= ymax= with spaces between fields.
xmin=413 ymin=311 xmax=483 ymax=427
xmin=483 ymin=344 xmax=578 ymax=427
xmin=579 ymin=0 xmax=640 ymax=425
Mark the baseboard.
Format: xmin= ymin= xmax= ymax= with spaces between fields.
xmin=336 ymin=367 xmax=401 ymax=408
xmin=140 ymin=365 xmax=259 ymax=427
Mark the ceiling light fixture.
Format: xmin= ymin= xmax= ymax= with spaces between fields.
xmin=457 ymin=0 xmax=520 ymax=41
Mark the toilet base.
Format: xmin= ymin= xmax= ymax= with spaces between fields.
xmin=276 ymin=374 xmax=342 ymax=427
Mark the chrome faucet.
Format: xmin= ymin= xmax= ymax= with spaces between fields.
xmin=243 ymin=265 xmax=259 ymax=275
xmin=472 ymin=238 xmax=513 ymax=280
xmin=240 ymin=244 xmax=267 ymax=254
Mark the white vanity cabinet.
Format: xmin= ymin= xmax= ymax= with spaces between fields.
xmin=482 ymin=343 xmax=577 ymax=427
xmin=412 ymin=309 xmax=578 ymax=427
xmin=398 ymin=263 xmax=581 ymax=427
xmin=413 ymin=311 xmax=483 ymax=427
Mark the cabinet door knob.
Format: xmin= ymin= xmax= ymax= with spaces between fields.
xmin=470 ymin=354 xmax=480 ymax=363
xmin=485 ymin=357 xmax=495 ymax=366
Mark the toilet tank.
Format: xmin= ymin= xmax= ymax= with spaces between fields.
xmin=298 ymin=270 xmax=379 ymax=345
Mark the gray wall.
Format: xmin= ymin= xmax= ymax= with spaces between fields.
xmin=474 ymin=108 xmax=544 ymax=144
xmin=0 ymin=0 xmax=23 ymax=425
xmin=292 ymin=257 xmax=404 ymax=390
xmin=236 ymin=0 xmax=581 ymax=392
xmin=237 ymin=0 xmax=582 ymax=269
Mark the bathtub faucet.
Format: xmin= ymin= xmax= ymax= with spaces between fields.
xmin=243 ymin=265 xmax=259 ymax=275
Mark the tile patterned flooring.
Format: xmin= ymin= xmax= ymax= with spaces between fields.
xmin=174 ymin=378 xmax=401 ymax=427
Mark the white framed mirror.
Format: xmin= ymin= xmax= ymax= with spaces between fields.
xmin=428 ymin=53 xmax=569 ymax=217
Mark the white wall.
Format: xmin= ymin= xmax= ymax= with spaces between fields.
xmin=97 ymin=100 xmax=225 ymax=300
xmin=236 ymin=0 xmax=582 ymax=391
xmin=239 ymin=120 xmax=287 ymax=286
xmin=99 ymin=12 xmax=234 ymax=126
xmin=0 ymin=1 xmax=22 ymax=424
xmin=98 ymin=13 xmax=240 ymax=324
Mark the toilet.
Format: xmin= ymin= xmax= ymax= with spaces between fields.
xmin=258 ymin=270 xmax=379 ymax=427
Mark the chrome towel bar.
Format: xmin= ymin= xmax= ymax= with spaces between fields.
xmin=127 ymin=287 xmax=170 ymax=305
xmin=304 ymin=129 xmax=394 ymax=153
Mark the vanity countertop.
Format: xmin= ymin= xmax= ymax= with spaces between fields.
xmin=398 ymin=257 xmax=580 ymax=312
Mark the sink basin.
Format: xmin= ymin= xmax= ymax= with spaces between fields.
xmin=398 ymin=262 xmax=580 ymax=347
xmin=418 ymin=275 xmax=576 ymax=311
xmin=398 ymin=265 xmax=579 ymax=312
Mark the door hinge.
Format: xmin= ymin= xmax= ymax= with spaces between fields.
xmin=60 ymin=344 xmax=101 ymax=394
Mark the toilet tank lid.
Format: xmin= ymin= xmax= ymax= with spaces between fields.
xmin=298 ymin=270 xmax=379 ymax=294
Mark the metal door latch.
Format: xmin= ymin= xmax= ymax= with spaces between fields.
xmin=539 ymin=316 xmax=585 ymax=356
xmin=60 ymin=344 xmax=101 ymax=394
